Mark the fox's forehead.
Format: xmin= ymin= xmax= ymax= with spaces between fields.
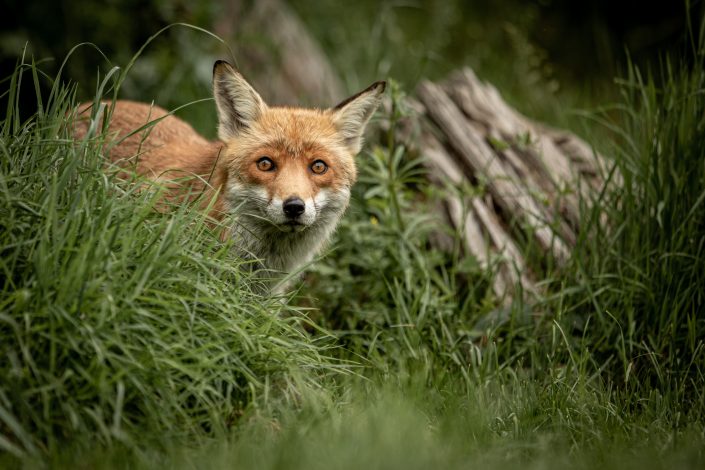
xmin=260 ymin=107 xmax=336 ymax=132
xmin=223 ymin=107 xmax=351 ymax=160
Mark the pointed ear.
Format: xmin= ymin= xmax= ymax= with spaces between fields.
xmin=331 ymin=81 xmax=386 ymax=154
xmin=213 ymin=60 xmax=267 ymax=141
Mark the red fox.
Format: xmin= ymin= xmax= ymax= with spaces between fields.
xmin=74 ymin=60 xmax=385 ymax=286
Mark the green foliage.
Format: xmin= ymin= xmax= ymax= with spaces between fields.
xmin=304 ymin=80 xmax=499 ymax=379
xmin=1 ymin=10 xmax=705 ymax=469
xmin=43 ymin=377 xmax=705 ymax=469
xmin=287 ymin=0 xmax=614 ymax=129
xmin=554 ymin=30 xmax=705 ymax=402
xmin=0 ymin=59 xmax=338 ymax=458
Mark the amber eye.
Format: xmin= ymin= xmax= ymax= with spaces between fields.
xmin=256 ymin=157 xmax=275 ymax=172
xmin=310 ymin=160 xmax=328 ymax=175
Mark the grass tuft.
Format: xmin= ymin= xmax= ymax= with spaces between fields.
xmin=0 ymin=57 xmax=340 ymax=459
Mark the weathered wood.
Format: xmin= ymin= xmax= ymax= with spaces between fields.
xmin=471 ymin=197 xmax=526 ymax=280
xmin=421 ymin=131 xmax=465 ymax=186
xmin=444 ymin=69 xmax=585 ymax=227
xmin=418 ymin=80 xmax=570 ymax=263
xmin=421 ymin=131 xmax=539 ymax=302
xmin=446 ymin=68 xmax=577 ymax=188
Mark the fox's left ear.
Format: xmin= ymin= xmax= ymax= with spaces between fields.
xmin=213 ymin=60 xmax=267 ymax=141
xmin=331 ymin=81 xmax=386 ymax=154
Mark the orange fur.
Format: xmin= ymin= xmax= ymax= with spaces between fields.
xmin=73 ymin=101 xmax=228 ymax=214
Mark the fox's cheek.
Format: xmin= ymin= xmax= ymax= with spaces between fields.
xmin=225 ymin=180 xmax=245 ymax=201
xmin=313 ymin=189 xmax=328 ymax=209
xmin=251 ymin=185 xmax=270 ymax=204
xmin=226 ymin=180 xmax=270 ymax=206
xmin=269 ymin=196 xmax=284 ymax=214
xmin=311 ymin=168 xmax=336 ymax=187
xmin=312 ymin=188 xmax=351 ymax=216
xmin=326 ymin=187 xmax=350 ymax=206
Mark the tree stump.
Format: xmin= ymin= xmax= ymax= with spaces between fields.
xmin=411 ymin=67 xmax=611 ymax=303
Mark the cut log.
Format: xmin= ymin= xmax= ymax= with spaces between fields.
xmin=445 ymin=68 xmax=578 ymax=188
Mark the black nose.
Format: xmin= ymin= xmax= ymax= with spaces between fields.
xmin=283 ymin=197 xmax=305 ymax=218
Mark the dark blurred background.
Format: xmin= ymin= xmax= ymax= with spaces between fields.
xmin=2 ymin=0 xmax=701 ymax=136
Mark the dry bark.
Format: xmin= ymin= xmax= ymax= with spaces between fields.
xmin=422 ymin=132 xmax=534 ymax=303
xmin=418 ymin=79 xmax=571 ymax=264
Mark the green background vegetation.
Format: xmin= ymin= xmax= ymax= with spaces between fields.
xmin=2 ymin=0 xmax=704 ymax=467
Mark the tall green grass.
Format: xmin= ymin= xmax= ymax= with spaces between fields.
xmin=0 ymin=58 xmax=340 ymax=459
xmin=556 ymin=24 xmax=705 ymax=405
xmin=1 ymin=17 xmax=705 ymax=468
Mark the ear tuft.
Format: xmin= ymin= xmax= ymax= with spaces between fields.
xmin=331 ymin=81 xmax=386 ymax=154
xmin=213 ymin=60 xmax=267 ymax=141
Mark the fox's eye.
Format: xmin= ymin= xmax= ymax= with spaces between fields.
xmin=256 ymin=157 xmax=275 ymax=172
xmin=310 ymin=160 xmax=328 ymax=175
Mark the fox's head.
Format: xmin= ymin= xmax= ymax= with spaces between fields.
xmin=212 ymin=60 xmax=385 ymax=234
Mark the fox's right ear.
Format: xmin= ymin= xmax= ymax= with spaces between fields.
xmin=213 ymin=60 xmax=267 ymax=141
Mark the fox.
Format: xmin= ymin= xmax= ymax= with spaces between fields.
xmin=74 ymin=60 xmax=385 ymax=288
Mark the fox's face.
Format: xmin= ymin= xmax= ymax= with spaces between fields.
xmin=212 ymin=61 xmax=385 ymax=234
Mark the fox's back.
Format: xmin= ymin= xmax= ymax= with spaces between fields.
xmin=74 ymin=100 xmax=222 ymax=181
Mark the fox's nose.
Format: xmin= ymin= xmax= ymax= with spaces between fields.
xmin=283 ymin=197 xmax=305 ymax=218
